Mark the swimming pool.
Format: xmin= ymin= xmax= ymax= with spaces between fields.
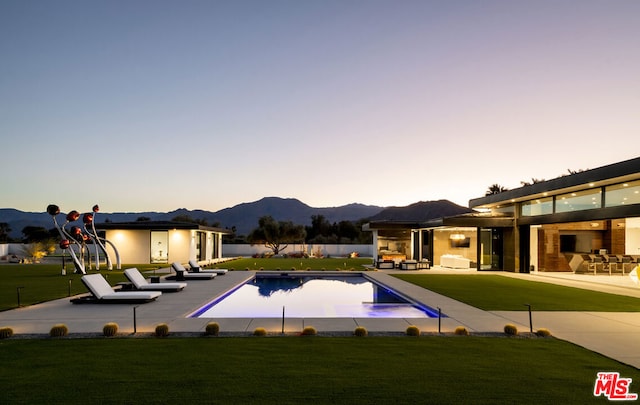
xmin=189 ymin=273 xmax=440 ymax=318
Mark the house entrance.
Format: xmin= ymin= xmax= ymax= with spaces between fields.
xmin=480 ymin=228 xmax=503 ymax=270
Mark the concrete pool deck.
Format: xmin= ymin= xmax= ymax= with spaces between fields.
xmin=0 ymin=267 xmax=639 ymax=368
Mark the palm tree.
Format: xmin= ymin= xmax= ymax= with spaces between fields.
xmin=485 ymin=184 xmax=508 ymax=196
xmin=520 ymin=178 xmax=545 ymax=186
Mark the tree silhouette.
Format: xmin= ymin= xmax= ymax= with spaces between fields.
xmin=0 ymin=222 xmax=11 ymax=242
xmin=171 ymin=214 xmax=208 ymax=226
xmin=247 ymin=216 xmax=306 ymax=255
xmin=485 ymin=184 xmax=508 ymax=196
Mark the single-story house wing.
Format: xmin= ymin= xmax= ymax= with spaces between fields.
xmin=96 ymin=221 xmax=231 ymax=266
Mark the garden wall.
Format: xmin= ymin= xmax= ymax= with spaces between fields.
xmin=222 ymin=244 xmax=373 ymax=258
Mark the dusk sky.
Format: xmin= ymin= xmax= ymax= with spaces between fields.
xmin=2 ymin=1 xmax=639 ymax=214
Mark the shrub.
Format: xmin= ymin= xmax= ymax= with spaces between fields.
xmin=205 ymin=322 xmax=220 ymax=336
xmin=301 ymin=326 xmax=317 ymax=336
xmin=0 ymin=327 xmax=14 ymax=339
xmin=454 ymin=326 xmax=469 ymax=336
xmin=102 ymin=322 xmax=118 ymax=337
xmin=405 ymin=325 xmax=420 ymax=336
xmin=50 ymin=324 xmax=68 ymax=337
xmin=154 ymin=323 xmax=169 ymax=337
xmin=536 ymin=328 xmax=552 ymax=337
xmin=354 ymin=326 xmax=368 ymax=337
xmin=504 ymin=324 xmax=518 ymax=336
xmin=253 ymin=327 xmax=267 ymax=336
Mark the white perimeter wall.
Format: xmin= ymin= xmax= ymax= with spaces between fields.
xmin=1 ymin=243 xmax=25 ymax=256
xmin=223 ymin=244 xmax=373 ymax=258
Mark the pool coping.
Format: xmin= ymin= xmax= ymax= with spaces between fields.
xmin=187 ymin=271 xmax=443 ymax=319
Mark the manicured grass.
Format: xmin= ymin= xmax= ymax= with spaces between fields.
xmin=222 ymin=257 xmax=373 ymax=271
xmin=0 ymin=264 xmax=166 ymax=311
xmin=1 ymin=337 xmax=637 ymax=404
xmin=394 ymin=274 xmax=640 ymax=311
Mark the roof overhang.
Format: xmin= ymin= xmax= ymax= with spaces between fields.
xmin=97 ymin=221 xmax=231 ymax=234
xmin=441 ymin=216 xmax=514 ymax=228
xmin=363 ymin=212 xmax=514 ymax=231
xmin=470 ymin=156 xmax=640 ymax=209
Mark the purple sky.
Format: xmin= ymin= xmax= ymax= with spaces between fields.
xmin=1 ymin=1 xmax=639 ymax=213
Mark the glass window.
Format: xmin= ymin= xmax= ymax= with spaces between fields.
xmin=605 ymin=180 xmax=640 ymax=207
xmin=521 ymin=197 xmax=553 ymax=216
xmin=556 ymin=189 xmax=602 ymax=213
xmin=210 ymin=233 xmax=219 ymax=260
xmin=151 ymin=231 xmax=169 ymax=264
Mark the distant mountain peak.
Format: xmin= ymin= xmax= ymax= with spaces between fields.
xmin=367 ymin=199 xmax=473 ymax=222
xmin=0 ymin=197 xmax=474 ymax=239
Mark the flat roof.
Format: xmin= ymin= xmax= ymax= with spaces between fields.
xmin=97 ymin=221 xmax=231 ymax=234
xmin=469 ymin=156 xmax=640 ymax=209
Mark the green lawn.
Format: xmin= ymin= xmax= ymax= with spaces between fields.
xmin=394 ymin=274 xmax=640 ymax=311
xmin=1 ymin=337 xmax=637 ymax=404
xmin=0 ymin=264 xmax=165 ymax=311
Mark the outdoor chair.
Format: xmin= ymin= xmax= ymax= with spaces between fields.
xmin=171 ymin=262 xmax=216 ymax=281
xmin=75 ymin=274 xmax=161 ymax=303
xmin=188 ymin=260 xmax=228 ymax=275
xmin=124 ymin=268 xmax=187 ymax=292
xmin=604 ymin=256 xmax=623 ymax=275
xmin=587 ymin=255 xmax=603 ymax=275
xmin=621 ymin=256 xmax=634 ymax=274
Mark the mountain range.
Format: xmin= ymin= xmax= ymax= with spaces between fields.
xmin=0 ymin=197 xmax=472 ymax=239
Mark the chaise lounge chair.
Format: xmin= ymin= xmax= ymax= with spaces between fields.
xmin=188 ymin=260 xmax=228 ymax=275
xmin=171 ymin=262 xmax=216 ymax=281
xmin=73 ymin=274 xmax=161 ymax=304
xmin=124 ymin=268 xmax=187 ymax=292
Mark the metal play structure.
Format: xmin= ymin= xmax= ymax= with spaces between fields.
xmin=47 ymin=204 xmax=121 ymax=274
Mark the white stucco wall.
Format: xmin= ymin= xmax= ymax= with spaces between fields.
xmin=105 ymin=229 xmax=151 ymax=264
xmin=168 ymin=229 xmax=191 ymax=264
xmin=104 ymin=228 xmax=225 ymax=265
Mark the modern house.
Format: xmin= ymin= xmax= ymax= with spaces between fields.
xmin=96 ymin=221 xmax=231 ymax=265
xmin=365 ymin=156 xmax=640 ymax=272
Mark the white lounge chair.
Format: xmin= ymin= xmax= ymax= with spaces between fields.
xmin=76 ymin=274 xmax=161 ymax=303
xmin=188 ymin=260 xmax=228 ymax=275
xmin=124 ymin=268 xmax=187 ymax=292
xmin=171 ymin=262 xmax=216 ymax=281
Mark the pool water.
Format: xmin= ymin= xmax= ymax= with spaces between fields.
xmin=190 ymin=274 xmax=439 ymax=318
